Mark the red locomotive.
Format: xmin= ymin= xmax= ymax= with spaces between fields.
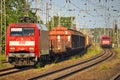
xmin=6 ymin=23 xmax=49 ymax=66
xmin=100 ymin=35 xmax=111 ymax=48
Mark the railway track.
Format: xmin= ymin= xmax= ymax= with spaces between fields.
xmin=112 ymin=73 xmax=120 ymax=80
xmin=0 ymin=60 xmax=8 ymax=63
xmin=28 ymin=49 xmax=114 ymax=80
xmin=0 ymin=67 xmax=15 ymax=72
xmin=0 ymin=66 xmax=32 ymax=77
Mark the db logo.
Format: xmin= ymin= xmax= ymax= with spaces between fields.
xmin=19 ymin=41 xmax=25 ymax=44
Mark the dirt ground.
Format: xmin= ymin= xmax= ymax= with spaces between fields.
xmin=0 ymin=50 xmax=120 ymax=80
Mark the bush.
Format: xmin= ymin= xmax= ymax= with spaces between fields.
xmin=0 ymin=54 xmax=6 ymax=61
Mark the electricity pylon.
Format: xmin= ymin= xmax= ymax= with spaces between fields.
xmin=0 ymin=0 xmax=6 ymax=54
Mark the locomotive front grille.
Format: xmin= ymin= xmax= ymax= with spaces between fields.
xmin=8 ymin=53 xmax=36 ymax=66
xmin=9 ymin=53 xmax=35 ymax=58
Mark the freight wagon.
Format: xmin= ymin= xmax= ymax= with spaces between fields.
xmin=49 ymin=26 xmax=85 ymax=57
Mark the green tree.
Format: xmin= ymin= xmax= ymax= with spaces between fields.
xmin=5 ymin=0 xmax=38 ymax=25
xmin=46 ymin=16 xmax=75 ymax=30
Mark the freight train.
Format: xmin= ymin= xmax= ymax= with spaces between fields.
xmin=100 ymin=35 xmax=111 ymax=48
xmin=6 ymin=23 xmax=91 ymax=67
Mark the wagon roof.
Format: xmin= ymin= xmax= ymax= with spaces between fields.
xmin=51 ymin=26 xmax=68 ymax=31
xmin=50 ymin=26 xmax=84 ymax=36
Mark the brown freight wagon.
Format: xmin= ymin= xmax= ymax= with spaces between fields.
xmin=49 ymin=26 xmax=85 ymax=55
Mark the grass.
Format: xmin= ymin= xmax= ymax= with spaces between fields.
xmin=0 ymin=53 xmax=11 ymax=68
xmin=81 ymin=45 xmax=102 ymax=60
xmin=70 ymin=45 xmax=102 ymax=61
xmin=101 ymin=65 xmax=108 ymax=70
xmin=71 ymin=55 xmax=79 ymax=60
xmin=0 ymin=53 xmax=6 ymax=61
xmin=114 ymin=48 xmax=120 ymax=59
xmin=36 ymin=62 xmax=43 ymax=68
xmin=0 ymin=53 xmax=6 ymax=67
xmin=0 ymin=61 xmax=8 ymax=68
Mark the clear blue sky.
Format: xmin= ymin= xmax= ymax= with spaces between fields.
xmin=30 ymin=0 xmax=120 ymax=28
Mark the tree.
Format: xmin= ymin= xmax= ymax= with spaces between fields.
xmin=5 ymin=0 xmax=38 ymax=25
xmin=46 ymin=16 xmax=75 ymax=30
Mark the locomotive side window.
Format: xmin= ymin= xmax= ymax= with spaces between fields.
xmin=10 ymin=28 xmax=34 ymax=36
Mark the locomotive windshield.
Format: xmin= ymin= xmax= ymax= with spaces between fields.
xmin=10 ymin=28 xmax=34 ymax=36
xmin=102 ymin=37 xmax=110 ymax=40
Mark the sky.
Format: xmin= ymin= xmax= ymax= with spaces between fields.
xmin=30 ymin=0 xmax=120 ymax=28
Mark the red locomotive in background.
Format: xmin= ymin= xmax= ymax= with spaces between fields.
xmin=100 ymin=35 xmax=111 ymax=48
xmin=6 ymin=23 xmax=91 ymax=67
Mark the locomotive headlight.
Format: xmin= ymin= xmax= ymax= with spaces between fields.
xmin=29 ymin=47 xmax=34 ymax=52
xmin=10 ymin=47 xmax=15 ymax=50
xmin=10 ymin=47 xmax=15 ymax=52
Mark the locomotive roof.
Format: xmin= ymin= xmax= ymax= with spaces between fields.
xmin=101 ymin=35 xmax=110 ymax=38
xmin=36 ymin=24 xmax=48 ymax=31
xmin=9 ymin=23 xmax=48 ymax=31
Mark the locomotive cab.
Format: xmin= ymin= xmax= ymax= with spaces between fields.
xmin=6 ymin=23 xmax=49 ymax=66
xmin=100 ymin=36 xmax=111 ymax=48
